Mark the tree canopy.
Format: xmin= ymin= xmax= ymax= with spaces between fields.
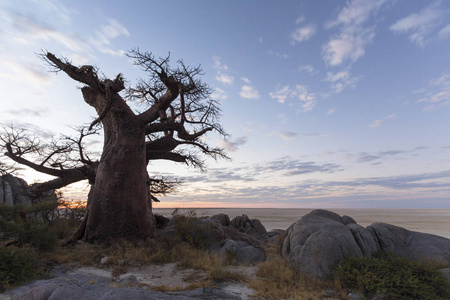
xmin=1 ymin=49 xmax=228 ymax=243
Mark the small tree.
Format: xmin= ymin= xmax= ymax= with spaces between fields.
xmin=1 ymin=49 xmax=227 ymax=243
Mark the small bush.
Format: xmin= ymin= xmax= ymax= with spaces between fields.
xmin=334 ymin=251 xmax=450 ymax=300
xmin=171 ymin=209 xmax=212 ymax=249
xmin=16 ymin=221 xmax=58 ymax=252
xmin=0 ymin=247 xmax=45 ymax=292
xmin=0 ymin=200 xmax=83 ymax=252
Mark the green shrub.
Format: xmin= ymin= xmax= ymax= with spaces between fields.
xmin=0 ymin=203 xmax=59 ymax=252
xmin=334 ymin=251 xmax=450 ymax=300
xmin=17 ymin=221 xmax=58 ymax=251
xmin=0 ymin=247 xmax=45 ymax=292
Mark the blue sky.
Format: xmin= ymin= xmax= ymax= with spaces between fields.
xmin=1 ymin=0 xmax=450 ymax=208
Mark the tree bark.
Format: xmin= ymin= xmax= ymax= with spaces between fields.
xmin=35 ymin=51 xmax=227 ymax=244
xmin=83 ymin=116 xmax=155 ymax=243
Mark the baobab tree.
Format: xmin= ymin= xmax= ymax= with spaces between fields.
xmin=1 ymin=49 xmax=227 ymax=243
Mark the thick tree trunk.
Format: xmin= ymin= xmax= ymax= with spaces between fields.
xmin=82 ymin=117 xmax=155 ymax=243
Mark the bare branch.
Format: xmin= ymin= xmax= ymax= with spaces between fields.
xmin=40 ymin=51 xmax=103 ymax=92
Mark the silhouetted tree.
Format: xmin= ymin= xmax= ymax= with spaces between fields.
xmin=1 ymin=49 xmax=227 ymax=243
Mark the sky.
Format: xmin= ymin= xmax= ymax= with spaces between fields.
xmin=1 ymin=0 xmax=450 ymax=209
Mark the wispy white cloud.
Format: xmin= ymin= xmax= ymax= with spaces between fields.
xmin=89 ymin=19 xmax=130 ymax=56
xmin=323 ymin=0 xmax=387 ymax=66
xmin=347 ymin=147 xmax=427 ymax=165
xmin=211 ymin=87 xmax=227 ymax=100
xmin=239 ymin=78 xmax=259 ymax=99
xmin=270 ymin=86 xmax=293 ymax=104
xmin=212 ymin=56 xmax=229 ymax=71
xmin=267 ymin=50 xmax=289 ymax=59
xmin=327 ymin=108 xmax=335 ymax=115
xmin=220 ymin=137 xmax=247 ymax=152
xmin=254 ymin=157 xmax=341 ymax=176
xmin=5 ymin=106 xmax=49 ymax=117
xmin=418 ymin=74 xmax=450 ymax=110
xmin=216 ymin=72 xmax=234 ymax=85
xmin=299 ymin=64 xmax=317 ymax=75
xmin=212 ymin=56 xmax=234 ymax=85
xmin=240 ymin=85 xmax=260 ymax=99
xmin=170 ymin=168 xmax=450 ymax=207
xmin=303 ymin=132 xmax=330 ymax=138
xmin=5 ymin=11 xmax=88 ymax=52
xmin=241 ymin=77 xmax=251 ymax=84
xmin=270 ymin=85 xmax=318 ymax=111
xmin=290 ymin=24 xmax=316 ymax=44
xmin=295 ymin=15 xmax=305 ymax=24
xmin=270 ymin=131 xmax=297 ymax=142
xmin=390 ymin=1 xmax=449 ymax=47
xmin=0 ymin=59 xmax=51 ymax=86
xmin=0 ymin=0 xmax=131 ymax=92
xmin=438 ymin=24 xmax=450 ymax=38
xmin=325 ymin=70 xmax=359 ymax=93
xmin=369 ymin=113 xmax=396 ymax=128
xmin=296 ymin=85 xmax=317 ymax=112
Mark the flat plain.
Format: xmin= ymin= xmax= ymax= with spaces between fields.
xmin=154 ymin=208 xmax=450 ymax=239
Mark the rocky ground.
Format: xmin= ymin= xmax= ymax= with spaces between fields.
xmin=2 ymin=209 xmax=450 ymax=299
xmin=1 ymin=263 xmax=257 ymax=300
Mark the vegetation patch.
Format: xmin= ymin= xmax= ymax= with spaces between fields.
xmin=0 ymin=246 xmax=46 ymax=292
xmin=334 ymin=251 xmax=450 ymax=300
xmin=2 ymin=203 xmax=450 ymax=298
xmin=249 ymin=245 xmax=344 ymax=300
xmin=170 ymin=209 xmax=213 ymax=249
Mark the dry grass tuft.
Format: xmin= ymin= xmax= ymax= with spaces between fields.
xmin=41 ymin=235 xmax=249 ymax=290
xmin=249 ymin=246 xmax=347 ymax=300
xmin=151 ymin=281 xmax=210 ymax=292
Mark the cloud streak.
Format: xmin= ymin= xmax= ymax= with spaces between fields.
xmin=390 ymin=1 xmax=449 ymax=47
xmin=369 ymin=113 xmax=396 ymax=128
xmin=323 ymin=0 xmax=387 ymax=66
xmin=290 ymin=24 xmax=316 ymax=44
xmin=239 ymin=78 xmax=260 ymax=99
xmin=220 ymin=137 xmax=248 ymax=152
xmin=0 ymin=1 xmax=131 ymax=88
xmin=270 ymin=85 xmax=318 ymax=112
xmin=213 ymin=56 xmax=234 ymax=85
xmin=418 ymin=74 xmax=450 ymax=110
xmin=348 ymin=147 xmax=426 ymax=164
xmin=168 ymin=168 xmax=450 ymax=208
xmin=181 ymin=157 xmax=343 ymax=185
xmin=325 ymin=70 xmax=359 ymax=93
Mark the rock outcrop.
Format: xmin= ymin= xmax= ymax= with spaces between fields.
xmin=216 ymin=239 xmax=265 ymax=264
xmin=162 ymin=213 xmax=266 ymax=265
xmin=0 ymin=174 xmax=55 ymax=206
xmin=230 ymin=214 xmax=267 ymax=235
xmin=282 ymin=209 xmax=377 ymax=279
xmin=367 ymin=222 xmax=450 ymax=266
xmin=282 ymin=209 xmax=450 ymax=279
xmin=0 ymin=174 xmax=35 ymax=206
